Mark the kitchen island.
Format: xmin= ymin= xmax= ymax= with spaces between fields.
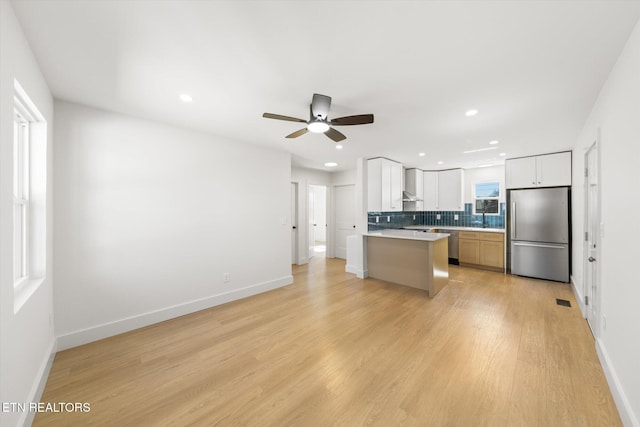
xmin=363 ymin=229 xmax=449 ymax=297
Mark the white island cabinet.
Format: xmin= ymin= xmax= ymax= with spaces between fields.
xmin=506 ymin=151 xmax=571 ymax=189
xmin=368 ymin=158 xmax=403 ymax=212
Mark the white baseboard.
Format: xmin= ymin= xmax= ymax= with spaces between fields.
xmin=357 ymin=269 xmax=368 ymax=279
xmin=570 ymin=275 xmax=586 ymax=318
xmin=57 ymin=276 xmax=293 ymax=351
xmin=596 ymin=338 xmax=639 ymax=427
xmin=20 ymin=338 xmax=57 ymax=427
xmin=345 ymin=264 xmax=358 ymax=275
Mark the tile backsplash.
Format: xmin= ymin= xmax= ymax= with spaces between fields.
xmin=368 ymin=203 xmax=505 ymax=231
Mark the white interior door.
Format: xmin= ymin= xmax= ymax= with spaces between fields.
xmin=334 ymin=184 xmax=356 ymax=259
xmin=308 ymin=185 xmax=327 ymax=258
xmin=585 ymin=142 xmax=600 ymax=335
xmin=291 ymin=183 xmax=298 ymax=264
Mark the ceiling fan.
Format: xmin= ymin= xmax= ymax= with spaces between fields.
xmin=262 ymin=93 xmax=374 ymax=142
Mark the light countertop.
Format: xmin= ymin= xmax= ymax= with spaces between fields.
xmin=364 ymin=229 xmax=450 ymax=242
xmin=402 ymin=225 xmax=505 ymax=233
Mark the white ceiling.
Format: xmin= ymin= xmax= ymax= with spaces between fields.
xmin=11 ymin=0 xmax=640 ymax=172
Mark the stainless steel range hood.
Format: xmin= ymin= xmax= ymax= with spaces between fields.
xmin=402 ymin=191 xmax=423 ymax=202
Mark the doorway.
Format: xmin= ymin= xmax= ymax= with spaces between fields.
xmin=308 ymin=185 xmax=327 ymax=259
xmin=584 ymin=140 xmax=600 ymax=336
xmin=291 ymin=182 xmax=298 ymax=265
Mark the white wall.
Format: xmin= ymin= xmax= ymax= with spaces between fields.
xmin=0 ymin=3 xmax=56 ymax=427
xmin=54 ymin=101 xmax=292 ymax=349
xmin=572 ymin=20 xmax=640 ymax=427
xmin=332 ymin=168 xmax=357 ymax=187
xmin=463 ymin=165 xmax=506 ymax=204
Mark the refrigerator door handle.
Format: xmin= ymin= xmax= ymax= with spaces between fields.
xmin=513 ymin=242 xmax=566 ymax=249
xmin=511 ymin=202 xmax=516 ymax=240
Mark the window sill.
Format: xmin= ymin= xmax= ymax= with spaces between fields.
xmin=14 ymin=276 xmax=45 ymax=314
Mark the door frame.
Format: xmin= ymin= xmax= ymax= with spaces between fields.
xmin=584 ymin=136 xmax=601 ymax=337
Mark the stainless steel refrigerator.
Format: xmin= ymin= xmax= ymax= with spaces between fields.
xmin=509 ymin=187 xmax=570 ymax=282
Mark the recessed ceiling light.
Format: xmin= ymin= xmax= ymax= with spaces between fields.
xmin=499 ymin=152 xmax=506 ymax=156
xmin=336 ymin=144 xmax=343 ymax=150
xmin=463 ymin=147 xmax=497 ymax=154
xmin=324 ymin=162 xmax=338 ymax=167
xmin=465 ymin=109 xmax=478 ymax=117
xmin=418 ymin=152 xmax=426 ymax=157
xmin=489 ymin=140 xmax=499 ymax=145
xmin=437 ymin=161 xmax=444 ymax=165
xmin=179 ymin=93 xmax=193 ymax=103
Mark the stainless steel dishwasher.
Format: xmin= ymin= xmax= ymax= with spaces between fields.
xmin=439 ymin=229 xmax=459 ymax=265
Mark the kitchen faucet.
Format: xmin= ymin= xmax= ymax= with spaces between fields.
xmin=482 ymin=201 xmax=488 ymax=228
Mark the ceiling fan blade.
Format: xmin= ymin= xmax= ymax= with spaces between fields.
xmin=324 ymin=127 xmax=346 ymax=142
xmin=263 ymin=113 xmax=307 ymax=123
xmin=311 ymin=94 xmax=331 ymax=120
xmin=330 ymin=114 xmax=374 ymax=126
xmin=286 ymin=128 xmax=309 ymax=138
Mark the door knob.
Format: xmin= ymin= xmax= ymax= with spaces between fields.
xmin=588 ymin=256 xmax=596 ymax=262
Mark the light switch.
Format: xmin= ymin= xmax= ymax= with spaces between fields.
xmin=454 ymin=214 xmax=459 ymax=221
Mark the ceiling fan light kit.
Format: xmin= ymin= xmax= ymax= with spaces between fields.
xmin=263 ymin=93 xmax=374 ymax=142
xmin=307 ymin=120 xmax=330 ymax=133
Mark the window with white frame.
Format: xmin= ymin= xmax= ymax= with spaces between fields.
xmin=474 ymin=181 xmax=500 ymax=215
xmin=13 ymin=110 xmax=29 ymax=282
xmin=13 ymin=79 xmax=47 ymax=312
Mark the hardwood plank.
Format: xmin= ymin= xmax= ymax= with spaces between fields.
xmin=33 ymin=259 xmax=621 ymax=426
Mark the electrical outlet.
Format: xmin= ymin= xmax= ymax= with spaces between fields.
xmin=454 ymin=214 xmax=459 ymax=221
xmin=376 ymin=216 xmax=379 ymax=223
xmin=223 ymin=273 xmax=231 ymax=283
xmin=387 ymin=216 xmax=390 ymax=222
xmin=436 ymin=214 xmax=441 ymax=220
xmin=413 ymin=215 xmax=416 ymax=220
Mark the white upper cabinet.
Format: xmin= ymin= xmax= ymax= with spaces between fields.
xmin=505 ymin=156 xmax=537 ymax=189
xmin=421 ymin=169 xmax=464 ymax=211
xmin=438 ymin=169 xmax=465 ymax=211
xmin=536 ymin=152 xmax=572 ymax=187
xmin=423 ymin=171 xmax=438 ymax=211
xmin=404 ymin=168 xmax=424 ymax=211
xmin=506 ymin=151 xmax=572 ymax=189
xmin=368 ymin=158 xmax=403 ymax=212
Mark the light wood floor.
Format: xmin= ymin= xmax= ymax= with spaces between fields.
xmin=34 ymin=258 xmax=620 ymax=426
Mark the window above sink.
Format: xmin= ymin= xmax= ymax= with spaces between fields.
xmin=474 ymin=181 xmax=500 ymax=215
